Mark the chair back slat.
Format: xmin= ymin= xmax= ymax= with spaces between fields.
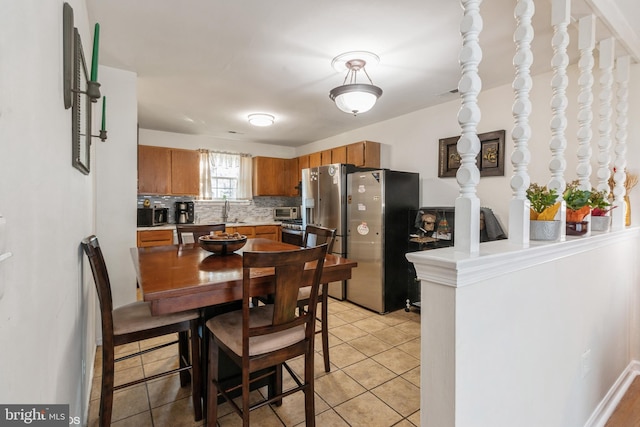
xmin=242 ymin=244 xmax=327 ymax=338
xmin=176 ymin=223 xmax=226 ymax=244
xmin=303 ymin=225 xmax=336 ymax=253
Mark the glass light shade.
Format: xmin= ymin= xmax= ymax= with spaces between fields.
xmin=329 ymin=83 xmax=382 ymax=115
xmin=248 ymin=113 xmax=274 ymax=126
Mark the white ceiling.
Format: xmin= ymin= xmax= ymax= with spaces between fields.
xmin=86 ymin=0 xmax=639 ymax=148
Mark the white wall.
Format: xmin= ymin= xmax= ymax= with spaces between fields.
xmin=139 ymin=128 xmax=297 ymax=159
xmin=96 ymin=66 xmax=138 ymax=309
xmin=410 ymin=230 xmax=640 ymax=427
xmin=0 ymin=0 xmax=95 ymax=422
xmin=299 ymin=64 xmax=640 ymax=230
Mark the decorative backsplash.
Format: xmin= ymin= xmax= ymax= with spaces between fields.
xmin=137 ymin=195 xmax=301 ymax=224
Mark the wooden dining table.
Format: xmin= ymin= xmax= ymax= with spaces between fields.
xmin=131 ymin=238 xmax=358 ymax=316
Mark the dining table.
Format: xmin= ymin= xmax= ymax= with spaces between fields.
xmin=131 ymin=238 xmax=358 ymax=315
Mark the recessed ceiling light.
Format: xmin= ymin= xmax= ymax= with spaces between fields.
xmin=248 ymin=113 xmax=275 ymax=127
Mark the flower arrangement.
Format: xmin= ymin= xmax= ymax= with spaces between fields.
xmin=563 ymin=181 xmax=591 ymax=222
xmin=589 ymin=189 xmax=613 ymax=217
xmin=526 ymin=183 xmax=560 ymax=220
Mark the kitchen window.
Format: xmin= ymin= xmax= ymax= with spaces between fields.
xmin=199 ymin=150 xmax=252 ymax=200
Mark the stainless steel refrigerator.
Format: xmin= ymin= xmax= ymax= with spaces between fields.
xmin=346 ymin=169 xmax=419 ymax=313
xmin=301 ymin=164 xmax=356 ymax=299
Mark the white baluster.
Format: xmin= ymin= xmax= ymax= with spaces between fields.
xmin=548 ymin=0 xmax=571 ymax=240
xmin=612 ymin=55 xmax=630 ymax=230
xmin=596 ymin=38 xmax=615 ymax=195
xmin=576 ymin=15 xmax=595 ymax=191
xmin=509 ymin=0 xmax=534 ymax=246
xmin=455 ymin=0 xmax=483 ymax=254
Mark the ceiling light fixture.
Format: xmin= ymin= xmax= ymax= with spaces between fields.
xmin=248 ymin=113 xmax=275 ymax=127
xmin=329 ymin=52 xmax=382 ymax=116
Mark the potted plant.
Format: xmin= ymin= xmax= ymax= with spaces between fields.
xmin=527 ymin=183 xmax=561 ymax=240
xmin=564 ymin=181 xmax=591 ymax=235
xmin=589 ymin=188 xmax=613 ymax=232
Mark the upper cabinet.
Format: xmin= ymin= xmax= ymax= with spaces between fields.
xmin=297 ymin=141 xmax=380 ymax=172
xmin=252 ymin=157 xmax=299 ymax=197
xmin=346 ymin=141 xmax=380 ymax=168
xmin=138 ymin=145 xmax=199 ymax=196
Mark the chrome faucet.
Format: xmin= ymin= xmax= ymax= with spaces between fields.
xmin=222 ymin=199 xmax=230 ymax=222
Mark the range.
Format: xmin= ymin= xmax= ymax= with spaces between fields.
xmin=280 ymin=219 xmax=303 ymax=231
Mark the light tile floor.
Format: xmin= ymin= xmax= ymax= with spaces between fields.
xmin=88 ymin=299 xmax=421 ymax=426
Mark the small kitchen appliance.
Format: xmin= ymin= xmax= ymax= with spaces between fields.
xmin=137 ymin=207 xmax=169 ymax=227
xmin=175 ymin=201 xmax=195 ymax=224
xmin=273 ymin=206 xmax=299 ymax=221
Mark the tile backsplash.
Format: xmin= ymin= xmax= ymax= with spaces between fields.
xmin=137 ymin=195 xmax=301 ymax=224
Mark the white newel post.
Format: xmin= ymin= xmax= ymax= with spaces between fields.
xmin=509 ymin=0 xmax=534 ymax=246
xmin=596 ymin=38 xmax=615 ymax=195
xmin=455 ymin=0 xmax=482 ymax=254
xmin=611 ymin=55 xmax=630 ymax=230
xmin=576 ymin=15 xmax=595 ymax=191
xmin=548 ymin=0 xmax=570 ymax=240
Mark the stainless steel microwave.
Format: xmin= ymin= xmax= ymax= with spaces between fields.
xmin=273 ymin=206 xmax=299 ymax=220
xmin=137 ymin=207 xmax=169 ymax=226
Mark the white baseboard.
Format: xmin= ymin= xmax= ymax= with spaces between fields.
xmin=584 ymin=360 xmax=640 ymax=427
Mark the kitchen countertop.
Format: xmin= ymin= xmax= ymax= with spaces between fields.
xmin=137 ymin=221 xmax=282 ymax=231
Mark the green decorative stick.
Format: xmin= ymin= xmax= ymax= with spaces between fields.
xmin=101 ymin=96 xmax=106 ymax=131
xmin=90 ymin=23 xmax=100 ymax=81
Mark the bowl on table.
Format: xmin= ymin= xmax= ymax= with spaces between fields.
xmin=198 ymin=233 xmax=247 ymax=255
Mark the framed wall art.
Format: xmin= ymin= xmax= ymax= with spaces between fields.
xmin=438 ymin=129 xmax=505 ymax=178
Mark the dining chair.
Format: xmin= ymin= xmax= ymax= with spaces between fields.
xmin=205 ymin=243 xmax=328 ymax=427
xmin=298 ymin=224 xmax=336 ymax=372
xmin=176 ymin=223 xmax=226 ymax=244
xmin=81 ymin=235 xmax=202 ymax=426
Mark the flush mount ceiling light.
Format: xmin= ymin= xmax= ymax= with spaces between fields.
xmin=329 ymin=51 xmax=383 ymax=116
xmin=248 ymin=113 xmax=275 ymax=127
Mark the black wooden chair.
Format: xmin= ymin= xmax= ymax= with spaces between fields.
xmin=205 ymin=244 xmax=327 ymax=427
xmin=81 ymin=235 xmax=202 ymax=426
xmin=298 ymin=224 xmax=336 ymax=372
xmin=176 ymin=223 xmax=226 ymax=244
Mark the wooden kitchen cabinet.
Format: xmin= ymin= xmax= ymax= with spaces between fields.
xmin=346 ymin=140 xmax=381 ymax=168
xmin=252 ymin=157 xmax=298 ymax=196
xmin=170 ymin=148 xmax=200 ymax=195
xmin=138 ymin=145 xmax=171 ymax=194
xmin=138 ymin=145 xmax=199 ymax=196
xmin=321 ymin=149 xmax=332 ymax=165
xmin=137 ymin=229 xmax=174 ymax=247
xmin=331 ymin=146 xmax=347 ymax=164
xmin=309 ymin=152 xmax=322 ymax=168
xmin=227 ymin=225 xmax=281 ymax=242
xmin=297 ymin=155 xmax=309 ymax=182
xmin=255 ymin=225 xmax=280 ymax=241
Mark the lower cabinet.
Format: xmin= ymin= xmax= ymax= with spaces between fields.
xmin=227 ymin=225 xmax=280 ymax=242
xmin=137 ymin=229 xmax=174 ymax=247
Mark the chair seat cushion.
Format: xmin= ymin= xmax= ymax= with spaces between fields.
xmin=113 ymin=301 xmax=199 ymax=336
xmin=206 ymin=305 xmax=305 ymax=357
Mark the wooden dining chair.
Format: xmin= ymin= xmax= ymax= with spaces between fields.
xmin=81 ymin=235 xmax=202 ymax=426
xmin=298 ymin=224 xmax=336 ymax=372
xmin=176 ymin=223 xmax=226 ymax=244
xmin=205 ymin=244 xmax=328 ymax=427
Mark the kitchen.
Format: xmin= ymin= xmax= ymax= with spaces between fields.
xmin=3 ymin=1 xmax=640 ymax=427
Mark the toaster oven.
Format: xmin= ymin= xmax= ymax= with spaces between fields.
xmin=137 ymin=207 xmax=169 ymax=227
xmin=273 ymin=206 xmax=300 ymax=221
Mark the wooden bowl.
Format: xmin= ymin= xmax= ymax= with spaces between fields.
xmin=198 ymin=235 xmax=247 ymax=255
